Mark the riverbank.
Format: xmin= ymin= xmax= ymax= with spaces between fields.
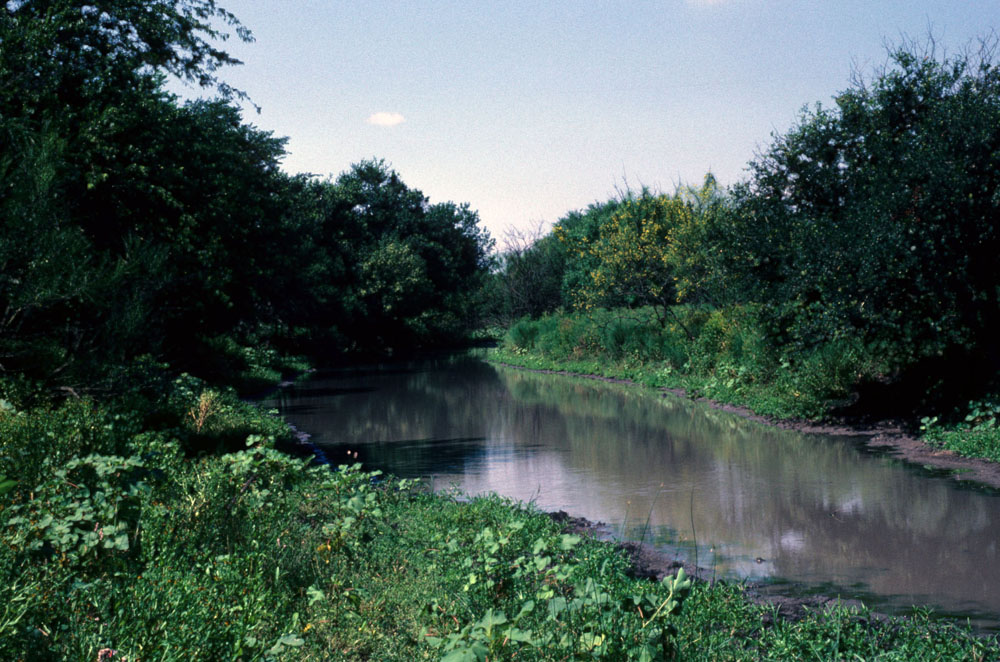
xmin=490 ymin=346 xmax=1000 ymax=492
xmin=3 ymin=356 xmax=998 ymax=659
xmin=548 ymin=509 xmax=878 ymax=623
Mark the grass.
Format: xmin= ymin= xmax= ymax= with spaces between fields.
xmin=1 ymin=345 xmax=998 ymax=659
xmin=493 ymin=306 xmax=875 ymax=421
xmin=925 ymin=426 xmax=1000 ymax=463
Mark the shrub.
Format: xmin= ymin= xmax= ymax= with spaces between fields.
xmin=507 ymin=318 xmax=541 ymax=351
xmin=5 ymin=454 xmax=151 ymax=574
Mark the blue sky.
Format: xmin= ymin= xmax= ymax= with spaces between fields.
xmin=173 ymin=1 xmax=1000 ymax=241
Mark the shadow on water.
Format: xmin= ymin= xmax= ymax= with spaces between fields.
xmin=322 ymin=437 xmax=490 ymax=476
xmin=283 ymin=385 xmax=379 ymax=398
xmin=265 ymin=352 xmax=1000 ymax=630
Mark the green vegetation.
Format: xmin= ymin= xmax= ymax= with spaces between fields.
xmin=922 ymin=397 xmax=1000 ymax=463
xmin=486 ymin=37 xmax=1000 ymax=461
xmin=1 ymin=2 xmax=493 ymax=396
xmin=495 ymin=305 xmax=881 ymax=420
xmin=2 ymin=377 xmax=997 ymax=660
xmin=4 ymin=1 xmax=1000 ymax=657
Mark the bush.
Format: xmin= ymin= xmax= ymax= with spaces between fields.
xmin=715 ymin=40 xmax=1000 ymax=383
xmin=0 ymin=398 xmax=144 ymax=501
xmin=507 ymin=317 xmax=541 ymax=352
xmin=494 ymin=304 xmax=887 ymax=420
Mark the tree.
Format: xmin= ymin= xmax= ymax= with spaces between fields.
xmin=1 ymin=2 xmax=497 ymax=386
xmin=322 ymin=160 xmax=494 ymax=351
xmin=660 ymin=174 xmax=733 ymax=307
xmin=564 ymin=191 xmax=701 ymax=336
xmin=484 ymin=224 xmax=566 ymax=324
xmin=0 ymin=1 xmax=259 ymax=385
xmin=1 ymin=0 xmax=250 ymax=113
xmin=718 ymin=37 xmax=1000 ymax=374
xmin=552 ymin=198 xmax=623 ymax=306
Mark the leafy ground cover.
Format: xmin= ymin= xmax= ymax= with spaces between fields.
xmin=2 ymin=355 xmax=997 ymax=660
xmin=921 ymin=398 xmax=1000 ymax=464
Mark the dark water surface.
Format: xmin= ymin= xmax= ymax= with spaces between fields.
xmin=265 ymin=353 xmax=1000 ymax=627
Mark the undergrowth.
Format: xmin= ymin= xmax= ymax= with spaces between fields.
xmin=1 ymin=351 xmax=997 ymax=660
xmin=922 ymin=396 xmax=1000 ymax=463
xmin=498 ymin=306 xmax=884 ymax=420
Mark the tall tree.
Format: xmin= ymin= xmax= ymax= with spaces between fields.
xmin=720 ymin=39 xmax=1000 ymax=371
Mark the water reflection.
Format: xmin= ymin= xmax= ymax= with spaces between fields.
xmin=266 ymin=354 xmax=1000 ymax=625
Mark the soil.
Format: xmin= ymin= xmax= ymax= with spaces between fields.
xmin=495 ymin=362 xmax=1000 ymax=492
xmin=548 ymin=509 xmax=880 ymax=624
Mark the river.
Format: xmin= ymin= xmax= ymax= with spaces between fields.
xmin=264 ymin=352 xmax=1000 ymax=628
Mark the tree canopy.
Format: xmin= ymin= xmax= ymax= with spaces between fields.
xmin=0 ymin=1 xmax=494 ymax=391
xmin=487 ymin=38 xmax=1000 ymax=398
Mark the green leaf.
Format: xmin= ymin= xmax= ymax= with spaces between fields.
xmin=514 ymin=600 xmax=535 ymax=621
xmin=475 ymin=609 xmax=507 ymax=632
xmin=505 ymin=626 xmax=535 ymax=644
xmin=441 ymin=650 xmax=479 ymax=662
xmin=559 ymin=533 xmax=581 ymax=551
xmin=307 ymin=585 xmax=325 ymax=605
xmin=547 ymin=596 xmax=567 ymax=619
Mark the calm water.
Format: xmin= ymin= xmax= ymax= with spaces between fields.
xmin=266 ymin=353 xmax=1000 ymax=627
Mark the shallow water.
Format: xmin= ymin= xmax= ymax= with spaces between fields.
xmin=265 ymin=353 xmax=1000 ymax=627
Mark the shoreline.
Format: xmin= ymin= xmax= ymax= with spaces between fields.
xmin=548 ymin=510 xmax=889 ymax=627
xmin=265 ymin=356 xmax=1000 ymax=639
xmin=267 ymin=364 xmax=886 ymax=623
xmin=493 ymin=360 xmax=1000 ymax=492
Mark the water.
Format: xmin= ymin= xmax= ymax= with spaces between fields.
xmin=265 ymin=352 xmax=1000 ymax=627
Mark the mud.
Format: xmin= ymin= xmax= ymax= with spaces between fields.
xmin=549 ymin=510 xmax=879 ymax=624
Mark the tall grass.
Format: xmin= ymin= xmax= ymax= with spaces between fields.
xmin=498 ymin=305 xmax=885 ymax=420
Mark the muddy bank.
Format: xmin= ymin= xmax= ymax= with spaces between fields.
xmin=495 ymin=362 xmax=1000 ymax=492
xmin=549 ymin=510 xmax=879 ymax=625
xmin=688 ymin=398 xmax=1000 ymax=491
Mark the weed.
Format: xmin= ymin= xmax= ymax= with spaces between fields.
xmin=188 ymin=389 xmax=220 ymax=433
xmin=922 ymin=395 xmax=1000 ymax=462
xmin=1 ymin=352 xmax=996 ymax=660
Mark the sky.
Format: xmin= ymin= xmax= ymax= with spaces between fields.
xmin=171 ymin=0 xmax=1000 ymax=243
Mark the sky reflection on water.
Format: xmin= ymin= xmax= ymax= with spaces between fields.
xmin=266 ymin=354 xmax=1000 ymax=626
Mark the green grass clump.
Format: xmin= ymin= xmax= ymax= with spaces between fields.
xmin=922 ymin=397 xmax=1000 ymax=462
xmin=494 ymin=306 xmax=884 ymax=420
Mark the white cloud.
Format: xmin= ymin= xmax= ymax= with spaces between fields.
xmin=366 ymin=112 xmax=405 ymax=127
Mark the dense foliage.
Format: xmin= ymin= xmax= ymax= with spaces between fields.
xmin=491 ymin=39 xmax=1000 ymax=420
xmin=0 ymin=1 xmax=493 ymax=394
xmin=720 ymin=42 xmax=1000 ymax=375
